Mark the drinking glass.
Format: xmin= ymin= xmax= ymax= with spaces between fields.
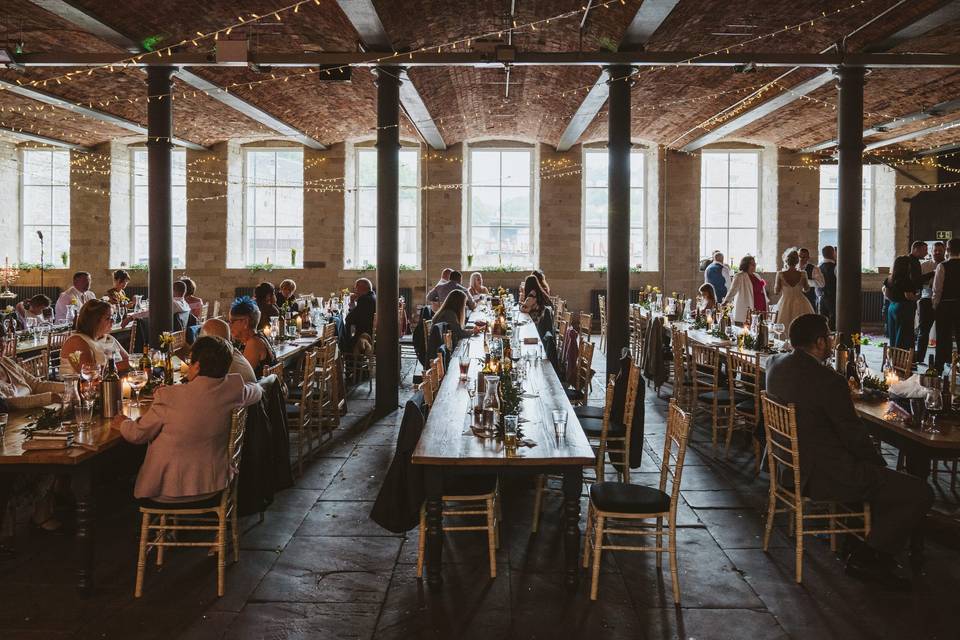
xmin=772 ymin=323 xmax=785 ymax=344
xmin=458 ymin=358 xmax=470 ymax=382
xmin=128 ymin=370 xmax=149 ymax=408
xmin=504 ymin=415 xmax=519 ymax=448
xmin=725 ymin=326 xmax=736 ymax=342
xmin=76 ymin=401 xmax=93 ymax=431
xmin=924 ymin=389 xmax=943 ymax=434
xmin=80 ymin=362 xmax=97 ymax=383
xmin=0 ymin=413 xmax=7 ymax=437
xmin=552 ymin=409 xmax=567 ymax=439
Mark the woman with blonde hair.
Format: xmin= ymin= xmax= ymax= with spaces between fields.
xmin=61 ymin=299 xmax=129 ymax=373
xmin=773 ymin=247 xmax=814 ymax=334
xmin=468 ymin=272 xmax=489 ymax=297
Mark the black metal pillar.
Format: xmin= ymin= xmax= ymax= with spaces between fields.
xmin=146 ymin=66 xmax=174 ymax=346
xmin=835 ymin=65 xmax=865 ymax=344
xmin=606 ymin=65 xmax=631 ymax=375
xmin=375 ymin=66 xmax=400 ymax=415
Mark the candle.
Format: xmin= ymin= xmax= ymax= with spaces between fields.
xmin=295 ymin=316 xmax=302 ymax=333
xmin=263 ymin=324 xmax=272 ymax=337
xmin=122 ymin=379 xmax=131 ymax=399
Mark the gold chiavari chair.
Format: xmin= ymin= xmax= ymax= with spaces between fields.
xmin=170 ymin=330 xmax=187 ymax=354
xmin=882 ymin=344 xmax=913 ymax=379
xmin=579 ymin=312 xmax=593 ymax=343
xmin=598 ymin=295 xmax=607 ymax=353
xmin=419 ymin=367 xmax=436 ymax=406
xmin=670 ymin=328 xmax=691 ymax=410
xmin=431 ymin=354 xmax=445 ymax=383
xmin=760 ymin=393 xmax=870 ymax=584
xmin=289 ymin=349 xmax=320 ymax=475
xmin=47 ymin=330 xmax=70 ymax=377
xmin=316 ymin=335 xmax=342 ymax=430
xmin=134 ymin=407 xmax=248 ymax=598
xmin=583 ymin=400 xmax=692 ymax=603
xmin=19 ymin=351 xmax=49 ymax=380
xmin=556 ymin=313 xmax=570 ymax=366
xmin=690 ymin=343 xmax=731 ymax=451
xmin=565 ymin=340 xmax=595 ymax=406
xmin=2 ymin=336 xmax=16 ymax=358
xmin=727 ymin=350 xmax=763 ymax=474
xmin=636 ymin=311 xmax=649 ymax=365
xmin=263 ymin=362 xmax=286 ymax=397
xmin=212 ymin=299 xmax=221 ymax=320
xmin=128 ymin=319 xmax=139 ymax=353
xmin=199 ymin=302 xmax=210 ymax=323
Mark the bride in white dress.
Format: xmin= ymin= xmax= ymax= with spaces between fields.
xmin=774 ymin=248 xmax=815 ymax=333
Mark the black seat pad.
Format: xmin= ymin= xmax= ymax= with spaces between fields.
xmin=139 ymin=492 xmax=223 ymax=510
xmin=735 ymin=398 xmax=757 ymax=413
xmin=574 ymin=405 xmax=605 ymax=420
xmin=443 ymin=474 xmax=497 ymax=497
xmin=590 ymin=482 xmax=670 ymax=514
xmin=565 ymin=389 xmax=586 ymax=401
xmin=579 ymin=417 xmax=626 ymax=438
xmin=698 ymin=389 xmax=747 ymax=403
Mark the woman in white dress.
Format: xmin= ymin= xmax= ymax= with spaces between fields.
xmin=61 ymin=299 xmax=129 ymax=374
xmin=774 ymin=248 xmax=815 ymax=334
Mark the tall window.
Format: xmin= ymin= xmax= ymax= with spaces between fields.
xmin=699 ymin=150 xmax=760 ymax=266
xmin=345 ymin=147 xmax=420 ymax=269
xmin=818 ymin=164 xmax=873 ymax=267
xmin=582 ymin=148 xmax=645 ymax=270
xmin=243 ymin=149 xmax=303 ymax=267
xmin=21 ymin=149 xmax=70 ymax=264
xmin=466 ymin=147 xmax=535 ymax=268
xmin=131 ymin=149 xmax=187 ymax=267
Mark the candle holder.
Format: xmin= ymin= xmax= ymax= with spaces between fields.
xmin=0 ymin=257 xmax=19 ymax=300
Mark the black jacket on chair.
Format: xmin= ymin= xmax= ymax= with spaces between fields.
xmin=237 ymin=374 xmax=294 ymax=517
xmin=412 ymin=306 xmax=434 ymax=369
xmin=370 ymin=399 xmax=426 ymax=533
xmin=607 ymin=349 xmax=647 ymax=470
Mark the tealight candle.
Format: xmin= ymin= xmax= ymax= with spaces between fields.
xmin=295 ymin=316 xmax=302 ymax=333
xmin=180 ymin=360 xmax=190 ymax=376
xmin=122 ymin=380 xmax=131 ymax=399
xmin=263 ymin=324 xmax=272 ymax=337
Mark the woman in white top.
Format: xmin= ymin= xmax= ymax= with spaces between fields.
xmin=722 ymin=255 xmax=770 ymax=324
xmin=61 ymin=299 xmax=129 ymax=374
xmin=773 ymin=248 xmax=815 ymax=335
xmin=15 ymin=294 xmax=51 ymax=328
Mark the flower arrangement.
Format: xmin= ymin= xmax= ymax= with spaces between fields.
xmin=67 ymin=350 xmax=83 ymax=373
xmin=862 ymin=374 xmax=889 ymax=393
xmin=290 ymin=248 xmax=297 ymax=266
xmin=60 ymin=251 xmax=69 ymax=267
xmin=851 ymin=333 xmax=871 ymax=346
xmin=158 ymin=332 xmax=175 ymax=355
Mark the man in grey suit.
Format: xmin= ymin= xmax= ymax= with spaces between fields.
xmin=765 ymin=314 xmax=931 ymax=588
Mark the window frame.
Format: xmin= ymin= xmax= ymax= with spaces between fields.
xmin=464 ymin=144 xmax=538 ymax=270
xmin=19 ymin=148 xmax=70 ymax=265
xmin=699 ymin=148 xmax=762 ymax=267
xmin=129 ymin=147 xmax=187 ymax=268
xmin=580 ymin=146 xmax=647 ymax=271
xmin=241 ymin=147 xmax=305 ymax=268
xmin=817 ymin=163 xmax=875 ymax=268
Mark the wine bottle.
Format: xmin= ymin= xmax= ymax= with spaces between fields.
xmin=101 ymin=357 xmax=122 ymax=418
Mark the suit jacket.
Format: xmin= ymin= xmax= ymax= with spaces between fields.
xmin=764 ymin=350 xmax=884 ymax=497
xmin=120 ymin=374 xmax=263 ymax=499
xmin=370 ymin=400 xmax=426 ymax=533
xmin=345 ymin=291 xmax=377 ymax=343
xmin=817 ymin=260 xmax=836 ymax=306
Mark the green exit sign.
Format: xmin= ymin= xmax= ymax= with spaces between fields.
xmin=936 ymin=230 xmax=953 ymax=240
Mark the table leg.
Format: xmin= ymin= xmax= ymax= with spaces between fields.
xmin=562 ymin=467 xmax=583 ymax=591
xmin=903 ymin=445 xmax=932 ymax=566
xmin=424 ymin=468 xmax=444 ymax=589
xmin=73 ymin=467 xmax=95 ymax=596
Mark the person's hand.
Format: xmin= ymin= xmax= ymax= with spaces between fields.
xmin=350 ymin=292 xmax=358 ymax=302
xmin=905 ymin=292 xmax=918 ymax=301
xmin=111 ymin=414 xmax=129 ymax=430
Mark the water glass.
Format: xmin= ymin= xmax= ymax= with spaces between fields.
xmin=504 ymin=415 xmax=519 ymax=448
xmin=458 ymin=358 xmax=470 ymax=382
xmin=0 ymin=413 xmax=7 ymax=437
xmin=76 ymin=401 xmax=93 ymax=431
xmin=552 ymin=409 xmax=567 ymax=439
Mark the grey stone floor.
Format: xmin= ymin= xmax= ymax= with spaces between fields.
xmin=2 ymin=350 xmax=959 ymax=639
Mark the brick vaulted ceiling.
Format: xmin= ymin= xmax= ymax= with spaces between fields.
xmin=1 ymin=0 xmax=959 ymax=154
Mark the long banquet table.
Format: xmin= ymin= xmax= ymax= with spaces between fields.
xmin=412 ymin=313 xmax=594 ymax=589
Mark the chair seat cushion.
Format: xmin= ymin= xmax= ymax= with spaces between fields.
xmin=139 ymin=492 xmax=223 ymax=511
xmin=735 ymin=398 xmax=757 ymax=413
xmin=565 ymin=389 xmax=586 ymax=401
xmin=399 ymin=335 xmax=415 ymax=345
xmin=698 ymin=390 xmax=746 ymax=403
xmin=579 ymin=417 xmax=626 ymax=438
xmin=443 ymin=474 xmax=497 ymax=497
xmin=590 ymin=482 xmax=670 ymax=514
xmin=574 ymin=405 xmax=605 ymax=420
xmin=287 ymin=403 xmax=304 ymax=418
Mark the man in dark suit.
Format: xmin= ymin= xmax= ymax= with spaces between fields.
xmin=816 ymin=245 xmax=837 ymax=330
xmin=765 ymin=314 xmax=932 ymax=588
xmin=343 ymin=278 xmax=377 ymax=354
xmin=798 ymin=247 xmax=823 ymax=310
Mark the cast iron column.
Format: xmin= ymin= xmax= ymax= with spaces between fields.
xmin=375 ymin=66 xmax=400 ymax=415
xmin=147 ymin=66 xmax=174 ymax=345
xmin=835 ymin=65 xmax=865 ymax=344
xmin=606 ymin=65 xmax=631 ymax=375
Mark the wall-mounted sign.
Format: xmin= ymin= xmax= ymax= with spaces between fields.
xmin=936 ymin=230 xmax=953 ymax=240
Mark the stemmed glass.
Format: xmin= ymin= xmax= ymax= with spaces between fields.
xmin=771 ymin=322 xmax=785 ymax=345
xmin=24 ymin=316 xmax=37 ymax=343
xmin=128 ymin=370 xmax=149 ymax=408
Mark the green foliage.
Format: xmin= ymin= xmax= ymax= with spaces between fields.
xmin=125 ymin=263 xmax=149 ymax=273
xmin=499 ymin=370 xmax=523 ymax=418
xmin=14 ymin=262 xmax=55 ymax=271
xmin=246 ymin=262 xmax=274 ymax=274
xmin=399 ymin=264 xmax=419 ymax=272
xmin=476 ymin=264 xmax=526 ymax=273
xmin=60 ymin=251 xmax=69 ymax=266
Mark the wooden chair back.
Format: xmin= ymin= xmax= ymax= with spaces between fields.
xmin=19 ymin=351 xmax=48 ymax=380
xmin=212 ymin=299 xmax=221 ymax=320
xmin=322 ymin=321 xmax=337 ymax=343
xmin=432 ymin=355 xmax=444 ymax=381
xmin=2 ymin=336 xmax=16 ymax=358
xmin=670 ymin=327 xmax=689 ymax=405
xmin=579 ymin=312 xmax=593 ymax=341
xmin=882 ymin=345 xmax=913 ymax=379
xmin=759 ymin=392 xmax=801 ymax=499
xmin=951 ymin=351 xmax=959 ymax=399
xmin=573 ymin=339 xmax=595 ymax=400
xmin=690 ymin=343 xmax=721 ymax=392
xmin=728 ymin=350 xmax=762 ymax=420
xmin=595 ymin=377 xmax=617 ymax=479
xmin=128 ymin=319 xmax=139 ymax=352
xmin=659 ymin=401 xmax=693 ymax=515
xmin=199 ymin=303 xmax=210 ymax=323
xmin=226 ymin=407 xmax=249 ymax=501
xmin=421 ymin=367 xmax=436 ymax=405
xmin=263 ymin=362 xmax=286 ymax=395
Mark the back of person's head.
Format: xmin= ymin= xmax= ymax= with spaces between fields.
xmin=113 ymin=269 xmax=130 ymax=284
xmin=739 ymin=255 xmax=755 ymax=272
xmin=437 ymin=289 xmax=467 ymax=323
xmin=190 ymin=336 xmax=233 ymax=378
xmin=891 ymin=255 xmax=912 ymax=281
xmin=201 ymin=317 xmax=231 ymax=340
xmin=821 ymin=245 xmax=833 ymax=258
xmin=449 ymin=270 xmax=463 ymax=284
xmin=76 ymin=299 xmax=110 ymax=337
xmin=532 ymin=269 xmax=549 ymax=292
xmin=230 ymin=296 xmax=261 ymax=330
xmin=254 ymin=282 xmax=275 ymax=304
xmin=910 ymin=240 xmax=927 ymax=254
xmin=173 ymin=280 xmax=187 ymax=297
xmin=712 ymin=250 xmax=723 ymax=261
xmin=29 ymin=294 xmax=51 ymax=309
xmin=698 ymin=283 xmax=716 ymax=300
xmin=356 ymin=278 xmax=373 ymax=293
xmin=180 ymin=277 xmax=197 ymax=296
xmin=524 ymin=274 xmax=543 ymax=300
xmin=440 ymin=268 xmax=452 ymax=280
xmin=783 ymin=248 xmax=800 ymax=268
xmin=948 ymin=237 xmax=960 ymax=256
xmin=789 ymin=314 xmax=829 ymax=349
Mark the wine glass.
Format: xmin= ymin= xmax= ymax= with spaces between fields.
xmin=771 ymin=322 xmax=785 ymax=344
xmin=80 ymin=362 xmax=98 ymax=383
xmin=128 ymin=370 xmax=149 ymax=408
xmin=725 ymin=326 xmax=736 ymax=342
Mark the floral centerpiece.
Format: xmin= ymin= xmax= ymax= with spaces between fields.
xmin=158 ymin=332 xmax=176 ymax=385
xmin=496 ymin=370 xmax=525 ymax=441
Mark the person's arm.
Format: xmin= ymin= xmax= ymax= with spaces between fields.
xmin=465 ymin=292 xmax=477 ymax=311
xmin=773 ymin=272 xmax=782 ymax=295
xmin=721 ymin=274 xmax=739 ymax=305
xmin=932 ymin=263 xmax=945 ymax=309
xmin=242 ymin=338 xmax=266 ymax=372
xmin=239 ymin=380 xmax=263 ymax=407
xmin=426 ymin=286 xmax=439 ymax=303
xmin=800 ymin=273 xmax=810 ymax=293
xmin=810 ymin=265 xmax=825 ymax=289
xmin=822 ymin=374 xmax=885 ymax=466
xmin=116 ymin=390 xmax=168 ymax=444
xmin=722 ymin=265 xmax=732 ymax=288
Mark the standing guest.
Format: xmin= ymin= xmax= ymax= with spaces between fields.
xmin=61 ymin=300 xmax=129 ymax=373
xmin=520 ymin=274 xmax=551 ymax=323
xmin=697 ymin=283 xmax=717 ymax=311
xmin=883 ymin=255 xmax=918 ymax=351
xmin=817 ymin=246 xmax=837 ymax=329
xmin=532 ymin=270 xmax=551 ymax=296
xmin=427 ymin=270 xmax=476 ymax=312
xmin=277 ymin=279 xmax=299 ymax=310
xmin=798 ymin=248 xmax=824 ymax=310
xmin=200 ymin=318 xmax=256 ymax=383
xmin=104 ymin=270 xmax=131 ymax=306
xmin=774 ymin=248 xmax=815 ymax=336
xmin=933 ymin=237 xmax=960 ymax=372
xmin=343 ymin=278 xmax=377 ymax=354
xmin=704 ymin=251 xmax=732 ymax=302
xmin=15 ymin=294 xmax=51 ymax=328
xmin=916 ymin=241 xmax=946 ymax=363
xmin=55 ymin=271 xmax=96 ymax=321
xmin=180 ymin=277 xmax=204 ymax=320
xmin=766 ymin=314 xmax=931 ymax=588
xmin=112 ymin=336 xmax=263 ymax=504
xmin=229 ymin=297 xmax=276 ymax=378
xmin=432 ymin=289 xmax=480 ymax=345
xmin=722 ymin=255 xmax=768 ymax=324
xmin=907 ymin=241 xmax=929 ymax=294
xmin=254 ymin=282 xmax=281 ymax=332
xmin=468 ymin=272 xmax=489 ymax=298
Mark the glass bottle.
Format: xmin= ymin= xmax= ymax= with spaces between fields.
xmin=101 ymin=357 xmax=122 ymax=418
xmin=481 ymin=375 xmax=501 ymax=436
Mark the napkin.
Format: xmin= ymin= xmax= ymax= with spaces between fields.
xmin=889 ymin=374 xmax=926 ymax=399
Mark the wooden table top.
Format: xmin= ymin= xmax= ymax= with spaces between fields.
xmin=412 ymin=312 xmax=595 ymax=467
xmin=274 ymin=336 xmax=322 ymax=363
xmin=14 ymin=323 xmax=132 ymax=356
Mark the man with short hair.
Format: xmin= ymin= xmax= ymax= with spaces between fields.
xmin=703 ymin=251 xmax=731 ymax=302
xmin=201 ymin=318 xmax=256 ymax=383
xmin=798 ymin=247 xmax=824 ymax=310
xmin=426 ymin=270 xmax=476 ymax=312
xmin=816 ymin=246 xmax=837 ymax=329
xmin=766 ymin=314 xmax=932 ymax=588
xmin=933 ymin=237 xmax=960 ymax=371
xmin=55 ymin=271 xmax=96 ymax=320
xmin=916 ymin=241 xmax=946 ymax=363
xmin=344 ymin=278 xmax=377 ymax=353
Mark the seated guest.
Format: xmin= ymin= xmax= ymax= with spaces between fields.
xmin=468 ymin=272 xmax=489 ymax=298
xmin=277 ymin=279 xmax=299 ymax=310
xmin=520 ymin=274 xmax=550 ymax=323
xmin=433 ymin=289 xmax=480 ymax=345
xmin=344 ymin=278 xmax=377 ymax=354
xmin=180 ymin=277 xmax=204 ymax=320
xmin=254 ymin=282 xmax=281 ymax=331
xmin=55 ymin=271 xmax=96 ymax=321
xmin=15 ymin=294 xmax=51 ymax=327
xmin=0 ymin=355 xmax=65 ymax=409
xmin=698 ymin=283 xmax=717 ymax=311
xmin=426 ymin=270 xmax=476 ymax=313
xmin=104 ymin=269 xmax=131 ymax=306
xmin=121 ymin=282 xmax=191 ymax=327
xmin=532 ymin=269 xmax=551 ymax=297
xmin=61 ymin=300 xmax=129 ymax=374
xmin=229 ymin=297 xmax=276 ymax=378
xmin=766 ymin=314 xmax=932 ymax=587
xmin=112 ymin=336 xmax=263 ymax=503
xmin=200 ymin=318 xmax=256 ymax=383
